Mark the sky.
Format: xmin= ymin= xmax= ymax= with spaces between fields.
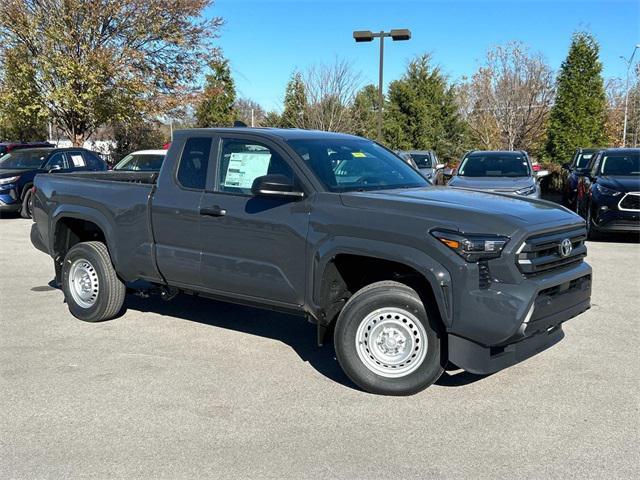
xmin=208 ymin=0 xmax=640 ymax=112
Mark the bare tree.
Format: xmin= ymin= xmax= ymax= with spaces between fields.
xmin=466 ymin=42 xmax=554 ymax=151
xmin=234 ymin=98 xmax=265 ymax=126
xmin=301 ymin=59 xmax=361 ymax=132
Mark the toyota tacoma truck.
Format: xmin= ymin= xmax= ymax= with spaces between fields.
xmin=30 ymin=128 xmax=592 ymax=396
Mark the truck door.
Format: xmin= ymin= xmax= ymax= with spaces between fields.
xmin=199 ymin=135 xmax=310 ymax=306
xmin=151 ymin=136 xmax=212 ymax=287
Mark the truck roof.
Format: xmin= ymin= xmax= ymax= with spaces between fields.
xmin=173 ymin=127 xmax=363 ymax=142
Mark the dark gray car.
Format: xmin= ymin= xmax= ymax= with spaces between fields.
xmin=30 ymin=128 xmax=591 ymax=396
xmin=448 ymin=150 xmax=548 ymax=198
xmin=397 ymin=150 xmax=445 ymax=183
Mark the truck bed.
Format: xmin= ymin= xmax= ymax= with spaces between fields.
xmin=56 ymin=170 xmax=158 ymax=184
xmin=33 ymin=171 xmax=160 ymax=283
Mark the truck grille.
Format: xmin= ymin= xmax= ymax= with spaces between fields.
xmin=619 ymin=193 xmax=640 ymax=211
xmin=478 ymin=261 xmax=491 ymax=289
xmin=516 ymin=227 xmax=587 ymax=276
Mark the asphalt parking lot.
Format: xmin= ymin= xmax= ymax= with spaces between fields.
xmin=1 ymin=216 xmax=639 ymax=479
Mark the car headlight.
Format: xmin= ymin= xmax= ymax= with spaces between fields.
xmin=515 ymin=185 xmax=536 ymax=196
xmin=595 ymin=184 xmax=621 ymax=196
xmin=431 ymin=229 xmax=510 ymax=262
xmin=0 ymin=176 xmax=20 ymax=185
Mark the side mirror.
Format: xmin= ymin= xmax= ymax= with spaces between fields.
xmin=536 ymin=169 xmax=550 ymax=179
xmin=48 ymin=165 xmax=62 ymax=173
xmin=251 ymin=174 xmax=304 ymax=199
xmin=435 ymin=163 xmax=445 ymax=170
xmin=561 ymin=163 xmax=571 ymax=170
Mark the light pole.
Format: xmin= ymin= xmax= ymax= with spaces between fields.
xmin=353 ymin=29 xmax=411 ymax=142
xmin=620 ymin=44 xmax=640 ymax=147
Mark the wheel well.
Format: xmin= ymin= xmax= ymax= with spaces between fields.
xmin=319 ymin=254 xmax=444 ymax=331
xmin=54 ymin=218 xmax=107 ymax=261
xmin=20 ymin=182 xmax=33 ymax=200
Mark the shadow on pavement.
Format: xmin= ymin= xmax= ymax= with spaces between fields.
xmin=121 ymin=292 xmax=360 ymax=391
xmin=34 ymin=279 xmax=494 ymax=392
xmin=436 ymin=369 xmax=490 ymax=387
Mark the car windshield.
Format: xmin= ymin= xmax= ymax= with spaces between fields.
xmin=410 ymin=154 xmax=432 ymax=168
xmin=599 ymin=152 xmax=640 ymax=176
xmin=458 ymin=154 xmax=530 ymax=177
xmin=0 ymin=149 xmax=49 ymax=169
xmin=287 ymin=138 xmax=428 ymax=192
xmin=114 ymin=153 xmax=165 ymax=171
xmin=575 ymin=152 xmax=594 ymax=169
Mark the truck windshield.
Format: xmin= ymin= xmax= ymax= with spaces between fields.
xmin=599 ymin=152 xmax=640 ymax=176
xmin=287 ymin=138 xmax=428 ymax=192
xmin=0 ymin=150 xmax=49 ymax=169
xmin=458 ymin=154 xmax=530 ymax=177
xmin=575 ymin=152 xmax=594 ymax=169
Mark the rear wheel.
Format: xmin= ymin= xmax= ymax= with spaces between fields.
xmin=334 ymin=281 xmax=445 ymax=396
xmin=61 ymin=241 xmax=125 ymax=322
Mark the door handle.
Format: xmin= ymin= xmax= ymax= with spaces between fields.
xmin=200 ymin=205 xmax=227 ymax=217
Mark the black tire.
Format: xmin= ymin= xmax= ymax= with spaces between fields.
xmin=20 ymin=188 xmax=33 ymax=219
xmin=334 ymin=280 xmax=445 ymax=396
xmin=61 ymin=241 xmax=125 ymax=322
xmin=585 ymin=207 xmax=601 ymax=241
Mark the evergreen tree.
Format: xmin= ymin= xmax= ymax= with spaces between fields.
xmin=351 ymin=84 xmax=378 ymax=139
xmin=195 ymin=57 xmax=236 ymax=128
xmin=384 ymin=54 xmax=467 ymax=162
xmin=281 ymin=72 xmax=307 ymax=128
xmin=546 ymin=32 xmax=608 ymax=163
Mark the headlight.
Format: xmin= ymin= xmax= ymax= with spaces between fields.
xmin=515 ymin=185 xmax=536 ymax=196
xmin=0 ymin=175 xmax=20 ymax=185
xmin=595 ymin=184 xmax=621 ymax=196
xmin=431 ymin=229 xmax=510 ymax=262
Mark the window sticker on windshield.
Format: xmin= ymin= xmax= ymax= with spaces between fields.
xmin=224 ymin=152 xmax=271 ymax=189
xmin=71 ymin=154 xmax=85 ymax=167
xmin=352 ymin=152 xmax=366 ymax=158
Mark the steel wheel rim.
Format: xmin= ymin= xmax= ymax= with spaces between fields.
xmin=355 ymin=307 xmax=428 ymax=378
xmin=68 ymin=258 xmax=99 ymax=308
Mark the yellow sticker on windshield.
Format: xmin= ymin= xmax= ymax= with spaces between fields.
xmin=352 ymin=152 xmax=366 ymax=158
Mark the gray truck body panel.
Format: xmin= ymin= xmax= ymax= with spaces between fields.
xmin=31 ymin=128 xmax=592 ymax=374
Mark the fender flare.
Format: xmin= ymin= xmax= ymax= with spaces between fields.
xmin=308 ymin=237 xmax=453 ymax=327
xmin=50 ymin=205 xmax=120 ymax=270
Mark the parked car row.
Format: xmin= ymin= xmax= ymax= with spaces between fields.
xmin=397 ymin=146 xmax=638 ymax=239
xmin=0 ymin=147 xmax=107 ymax=218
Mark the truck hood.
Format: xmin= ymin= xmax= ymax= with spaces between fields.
xmin=340 ymin=187 xmax=582 ymax=234
xmin=598 ymin=176 xmax=640 ymax=193
xmin=447 ymin=176 xmax=534 ymax=192
xmin=0 ymin=168 xmax=31 ymax=178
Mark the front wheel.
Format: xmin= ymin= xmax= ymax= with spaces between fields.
xmin=20 ymin=188 xmax=33 ymax=219
xmin=334 ymin=281 xmax=445 ymax=396
xmin=61 ymin=241 xmax=125 ymax=322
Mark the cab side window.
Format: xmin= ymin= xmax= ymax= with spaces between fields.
xmin=177 ymin=137 xmax=212 ymax=190
xmin=217 ymin=140 xmax=294 ymax=195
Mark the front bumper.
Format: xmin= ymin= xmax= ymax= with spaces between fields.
xmin=593 ymin=209 xmax=640 ymax=232
xmin=448 ymin=268 xmax=591 ymax=374
xmin=0 ymin=187 xmax=20 ymax=211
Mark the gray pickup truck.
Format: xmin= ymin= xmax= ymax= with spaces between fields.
xmin=31 ymin=128 xmax=592 ymax=395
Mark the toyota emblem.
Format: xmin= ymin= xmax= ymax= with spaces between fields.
xmin=559 ymin=238 xmax=573 ymax=257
